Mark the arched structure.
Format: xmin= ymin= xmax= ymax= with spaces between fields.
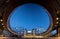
xmin=0 ymin=0 xmax=59 ymax=37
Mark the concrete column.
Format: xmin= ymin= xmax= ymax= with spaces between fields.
xmin=58 ymin=27 xmax=60 ymax=36
xmin=24 ymin=29 xmax=27 ymax=36
xmin=32 ymin=29 xmax=36 ymax=36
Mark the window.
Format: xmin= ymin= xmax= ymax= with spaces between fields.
xmin=8 ymin=3 xmax=52 ymax=35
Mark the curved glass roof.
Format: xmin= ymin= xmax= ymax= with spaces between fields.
xmin=8 ymin=3 xmax=51 ymax=34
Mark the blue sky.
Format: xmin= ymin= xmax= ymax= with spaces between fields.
xmin=9 ymin=3 xmax=50 ymax=34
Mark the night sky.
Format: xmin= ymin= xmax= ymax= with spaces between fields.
xmin=9 ymin=3 xmax=50 ymax=34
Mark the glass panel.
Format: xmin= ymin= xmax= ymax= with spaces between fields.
xmin=50 ymin=30 xmax=57 ymax=35
xmin=8 ymin=3 xmax=51 ymax=35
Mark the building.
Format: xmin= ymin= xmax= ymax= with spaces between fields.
xmin=0 ymin=0 xmax=60 ymax=39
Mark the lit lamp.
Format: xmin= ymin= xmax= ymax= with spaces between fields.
xmin=57 ymin=11 xmax=59 ymax=14
xmin=3 ymin=26 xmax=5 ymax=28
xmin=1 ymin=23 xmax=4 ymax=25
xmin=0 ymin=19 xmax=3 ymax=22
xmin=56 ymin=18 xmax=59 ymax=20
xmin=3 ymin=26 xmax=6 ymax=29
xmin=56 ymin=22 xmax=59 ymax=24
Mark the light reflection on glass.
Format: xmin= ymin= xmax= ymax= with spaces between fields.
xmin=50 ymin=30 xmax=57 ymax=35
